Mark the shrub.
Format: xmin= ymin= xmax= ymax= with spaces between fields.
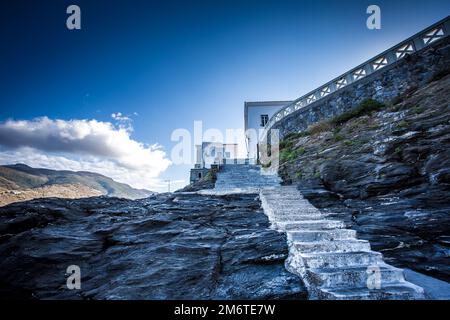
xmin=203 ymin=170 xmax=217 ymax=182
xmin=333 ymin=133 xmax=345 ymax=142
xmin=397 ymin=120 xmax=409 ymax=128
xmin=279 ymin=139 xmax=294 ymax=150
xmin=412 ymin=106 xmax=425 ymax=114
xmin=280 ymin=147 xmax=306 ymax=163
xmin=297 ymin=147 xmax=306 ymax=155
xmin=283 ymin=131 xmax=308 ymax=141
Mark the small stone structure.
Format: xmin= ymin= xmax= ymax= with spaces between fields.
xmin=189 ymin=167 xmax=209 ymax=184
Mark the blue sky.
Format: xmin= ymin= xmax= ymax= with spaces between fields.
xmin=1 ymin=0 xmax=449 ymax=191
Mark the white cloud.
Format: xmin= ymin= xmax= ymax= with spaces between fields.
xmin=111 ymin=112 xmax=133 ymax=132
xmin=0 ymin=117 xmax=172 ymax=191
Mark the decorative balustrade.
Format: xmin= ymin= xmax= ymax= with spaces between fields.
xmin=260 ymin=16 xmax=450 ymax=140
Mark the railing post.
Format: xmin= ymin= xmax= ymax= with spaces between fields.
xmin=385 ymin=50 xmax=397 ymax=64
xmin=444 ymin=20 xmax=450 ymax=36
xmin=364 ymin=62 xmax=374 ymax=76
xmin=413 ymin=36 xmax=425 ymax=51
xmin=345 ymin=73 xmax=354 ymax=86
xmin=329 ymin=82 xmax=337 ymax=94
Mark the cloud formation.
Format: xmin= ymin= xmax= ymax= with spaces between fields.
xmin=0 ymin=117 xmax=172 ymax=191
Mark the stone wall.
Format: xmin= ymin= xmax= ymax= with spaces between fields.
xmin=273 ymin=36 xmax=450 ymax=138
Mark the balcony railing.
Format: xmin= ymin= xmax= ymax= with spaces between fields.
xmin=260 ymin=16 xmax=450 ymax=141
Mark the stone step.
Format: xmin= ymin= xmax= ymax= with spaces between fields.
xmin=271 ymin=214 xmax=325 ymax=222
xmin=292 ymin=239 xmax=371 ymax=253
xmin=264 ymin=201 xmax=313 ymax=208
xmin=258 ymin=184 xmax=425 ymax=300
xmin=269 ymin=208 xmax=323 ymax=216
xmin=287 ymin=229 xmax=357 ymax=242
xmin=282 ymin=220 xmax=345 ymax=231
xmin=308 ymin=265 xmax=405 ymax=289
xmin=301 ymin=251 xmax=384 ymax=269
xmin=316 ymin=282 xmax=425 ymax=300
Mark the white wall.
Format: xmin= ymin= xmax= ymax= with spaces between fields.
xmin=244 ymin=101 xmax=292 ymax=160
xmin=197 ymin=142 xmax=239 ymax=168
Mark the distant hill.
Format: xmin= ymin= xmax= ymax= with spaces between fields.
xmin=0 ymin=164 xmax=155 ymax=204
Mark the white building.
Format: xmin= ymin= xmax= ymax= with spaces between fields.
xmin=195 ymin=142 xmax=239 ymax=168
xmin=244 ymin=101 xmax=292 ymax=161
xmin=190 ymin=142 xmax=240 ymax=184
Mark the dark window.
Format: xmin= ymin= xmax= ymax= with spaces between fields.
xmin=198 ymin=172 xmax=202 ymax=178
xmin=260 ymin=114 xmax=269 ymax=127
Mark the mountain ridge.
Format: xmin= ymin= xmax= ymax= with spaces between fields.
xmin=0 ymin=164 xmax=155 ymax=206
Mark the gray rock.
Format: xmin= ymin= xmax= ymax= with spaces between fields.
xmin=0 ymin=194 xmax=306 ymax=300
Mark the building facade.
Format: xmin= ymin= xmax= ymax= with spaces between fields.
xmin=244 ymin=101 xmax=292 ymax=161
xmin=190 ymin=142 xmax=239 ymax=184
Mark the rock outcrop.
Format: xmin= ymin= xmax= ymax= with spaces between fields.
xmin=0 ymin=193 xmax=305 ymax=299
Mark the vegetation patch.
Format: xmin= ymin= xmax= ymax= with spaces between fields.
xmin=283 ymin=131 xmax=309 ymax=141
xmin=203 ymin=169 xmax=217 ymax=183
xmin=411 ymin=106 xmax=425 ymax=114
xmin=308 ymin=121 xmax=333 ymax=135
xmin=330 ymin=99 xmax=385 ymax=126
xmin=280 ymin=148 xmax=302 ymax=163
xmin=397 ymin=120 xmax=409 ymax=129
xmin=333 ymin=130 xmax=345 ymax=142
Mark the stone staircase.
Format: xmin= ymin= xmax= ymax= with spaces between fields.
xmin=213 ymin=164 xmax=281 ymax=192
xmin=207 ymin=164 xmax=425 ymax=299
xmin=260 ymin=185 xmax=425 ymax=300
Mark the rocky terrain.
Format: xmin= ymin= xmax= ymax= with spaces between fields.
xmin=0 ymin=164 xmax=154 ymax=206
xmin=0 ymin=193 xmax=305 ymax=300
xmin=278 ymin=73 xmax=450 ymax=282
xmin=0 ymin=184 xmax=103 ymax=207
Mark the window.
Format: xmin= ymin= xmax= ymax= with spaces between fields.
xmin=260 ymin=114 xmax=269 ymax=127
xmin=198 ymin=172 xmax=202 ymax=178
xmin=225 ymin=152 xmax=231 ymax=158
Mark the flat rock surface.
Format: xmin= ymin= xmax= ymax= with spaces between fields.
xmin=0 ymin=193 xmax=306 ymax=300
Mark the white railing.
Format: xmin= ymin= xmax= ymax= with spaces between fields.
xmin=260 ymin=16 xmax=450 ymax=141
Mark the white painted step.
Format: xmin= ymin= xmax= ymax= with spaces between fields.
xmin=272 ymin=214 xmax=325 ymax=222
xmin=308 ymin=265 xmax=405 ymax=288
xmin=301 ymin=251 xmax=384 ymax=269
xmin=282 ymin=220 xmax=345 ymax=231
xmin=287 ymin=229 xmax=357 ymax=242
xmin=292 ymin=239 xmax=371 ymax=253
xmin=259 ymin=185 xmax=425 ymax=300
xmin=317 ymin=282 xmax=425 ymax=300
